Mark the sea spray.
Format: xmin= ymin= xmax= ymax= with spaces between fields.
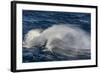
xmin=23 ymin=24 xmax=90 ymax=57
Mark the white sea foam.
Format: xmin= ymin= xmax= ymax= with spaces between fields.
xmin=23 ymin=24 xmax=90 ymax=56
xmin=23 ymin=29 xmax=41 ymax=48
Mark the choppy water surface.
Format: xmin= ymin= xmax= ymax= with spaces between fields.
xmin=22 ymin=10 xmax=91 ymax=63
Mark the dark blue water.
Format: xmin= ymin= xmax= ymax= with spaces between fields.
xmin=22 ymin=10 xmax=91 ymax=63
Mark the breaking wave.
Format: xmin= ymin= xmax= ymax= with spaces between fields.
xmin=23 ymin=24 xmax=90 ymax=57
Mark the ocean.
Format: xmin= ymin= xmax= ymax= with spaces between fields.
xmin=22 ymin=10 xmax=91 ymax=63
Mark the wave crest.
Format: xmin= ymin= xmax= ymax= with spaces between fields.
xmin=23 ymin=24 xmax=90 ymax=56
